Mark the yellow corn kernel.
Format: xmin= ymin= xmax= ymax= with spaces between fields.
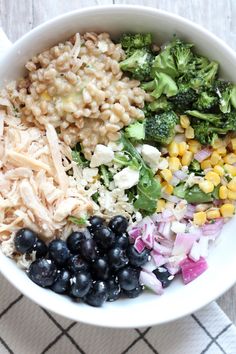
xmin=212 ymin=138 xmax=226 ymax=149
xmin=213 ymin=165 xmax=225 ymax=177
xmin=160 ymin=169 xmax=172 ymax=182
xmin=178 ymin=142 xmax=188 ymax=157
xmin=181 ymin=151 xmax=193 ymax=166
xmin=188 ymin=140 xmax=201 ymax=153
xmin=210 ymin=151 xmax=221 ymax=166
xmin=168 ymin=157 xmax=181 ymax=172
xmin=162 ymin=182 xmax=174 ymax=195
xmin=193 ymin=211 xmax=207 ymax=226
xmin=224 ymin=164 xmax=236 ymax=177
xmin=205 ymin=171 xmax=221 ymax=186
xmin=201 ymin=159 xmax=212 ymax=170
xmin=220 ymin=203 xmax=235 ymax=217
xmin=199 ymin=180 xmax=214 ymax=193
xmin=206 ymin=208 xmax=221 ymax=219
xmin=224 ymin=153 xmax=236 ymax=164
xmin=219 ymin=185 xmax=228 ymax=199
xmin=217 ymin=147 xmax=227 ymax=156
xmin=180 ymin=115 xmax=190 ymax=129
xmin=156 ymin=199 xmax=166 ymax=212
xmin=231 ymin=138 xmax=236 ymax=151
xmin=228 ymin=190 xmax=236 ymax=200
xmin=228 ymin=177 xmax=236 ymax=192
xmin=168 ymin=141 xmax=179 ymax=157
xmin=185 ymin=126 xmax=195 ymax=139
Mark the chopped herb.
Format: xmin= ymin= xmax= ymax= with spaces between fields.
xmin=68 ymin=215 xmax=87 ymax=226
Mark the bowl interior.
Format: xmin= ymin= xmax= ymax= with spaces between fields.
xmin=0 ymin=5 xmax=236 ymax=328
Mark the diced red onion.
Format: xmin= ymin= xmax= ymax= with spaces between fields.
xmin=180 ymin=257 xmax=208 ymax=284
xmin=194 ymin=148 xmax=212 ymax=162
xmin=201 ymin=219 xmax=224 ymax=237
xmin=189 ymin=241 xmax=201 ymax=262
xmin=159 ymin=237 xmax=174 ymax=249
xmin=139 ymin=270 xmax=164 ymax=295
xmin=134 ymin=237 xmax=146 ymax=253
xmin=141 ymin=217 xmax=156 ymax=249
xmin=151 ymin=251 xmax=169 ymax=266
xmin=153 ymin=241 xmax=172 ymax=256
xmin=172 ymin=232 xmax=200 ymax=256
xmin=174 ymin=170 xmax=188 ymax=180
xmin=128 ymin=228 xmax=141 ymax=240
xmin=170 ymin=176 xmax=180 ymax=186
xmin=184 ymin=204 xmax=196 ymax=219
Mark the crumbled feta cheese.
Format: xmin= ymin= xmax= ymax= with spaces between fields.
xmin=171 ymin=221 xmax=186 ymax=234
xmin=107 ymin=141 xmax=123 ymax=151
xmin=90 ymin=144 xmax=114 ymax=168
xmin=185 ymin=173 xmax=204 ymax=187
xmin=113 ymin=167 xmax=139 ymax=189
xmin=141 ymin=144 xmax=161 ymax=172
xmin=82 ymin=168 xmax=98 ymax=183
xmin=158 ymin=157 xmax=168 ymax=170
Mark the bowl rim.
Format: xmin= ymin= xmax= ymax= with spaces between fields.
xmin=1 ymin=4 xmax=236 ymax=328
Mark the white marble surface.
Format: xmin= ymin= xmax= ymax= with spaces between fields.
xmin=0 ymin=0 xmax=235 ymax=323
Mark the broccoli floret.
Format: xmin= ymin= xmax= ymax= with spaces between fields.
xmin=145 ymin=110 xmax=179 ymax=145
xmin=169 ymin=87 xmax=198 ymax=111
xmin=119 ymin=49 xmax=154 ymax=81
xmin=190 ymin=61 xmax=219 ymax=91
xmin=213 ymin=79 xmax=236 ymax=113
xmin=193 ymin=90 xmax=218 ymax=111
xmin=186 ymin=110 xmax=222 ymax=125
xmin=125 ymin=121 xmax=145 ymax=140
xmin=170 ymin=38 xmax=194 ymax=74
xmin=142 ymin=72 xmax=178 ymax=99
xmin=151 ymin=42 xmax=178 ymax=79
xmin=148 ymin=96 xmax=173 ymax=112
xmin=189 ymin=159 xmax=203 ymax=175
xmin=120 ymin=33 xmax=152 ymax=54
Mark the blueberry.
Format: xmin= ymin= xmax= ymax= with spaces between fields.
xmin=94 ymin=226 xmax=115 ymax=250
xmin=124 ymin=284 xmax=143 ymax=298
xmin=108 ymin=247 xmax=129 ymax=270
xmin=48 ymin=240 xmax=70 ymax=266
xmin=88 ymin=216 xmax=104 ymax=233
xmin=33 ymin=239 xmax=48 ymax=258
xmin=153 ymin=267 xmax=174 ymax=288
xmin=106 ymin=278 xmax=121 ymax=302
xmin=84 ymin=281 xmax=108 ymax=307
xmin=127 ymin=245 xmax=150 ymax=267
xmin=80 ymin=239 xmax=98 ymax=262
xmin=51 ymin=269 xmax=71 ymax=294
xmin=114 ymin=233 xmax=129 ymax=250
xmin=91 ymin=257 xmax=110 ymax=280
xmin=70 ymin=271 xmax=92 ymax=298
xmin=118 ymin=267 xmax=140 ymax=291
xmin=108 ymin=215 xmax=128 ymax=234
xmin=28 ymin=259 xmax=57 ymax=287
xmin=67 ymin=255 xmax=89 ymax=274
xmin=14 ymin=228 xmax=37 ymax=254
xmin=66 ymin=231 xmax=85 ymax=254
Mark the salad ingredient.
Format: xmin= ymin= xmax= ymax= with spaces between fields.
xmin=114 ymin=233 xmax=129 ymax=250
xmin=141 ymin=145 xmax=161 ymax=171
xmin=51 ymin=269 xmax=71 ymax=294
xmin=66 ymin=231 xmax=86 ymax=254
xmin=113 ymin=167 xmax=139 ymax=189
xmin=84 ymin=281 xmax=108 ymax=307
xmin=125 ymin=121 xmax=145 ymax=140
xmin=124 ymin=285 xmax=144 ymax=298
xmin=127 ymin=245 xmax=150 ymax=267
xmin=14 ymin=228 xmax=37 ymax=254
xmin=145 ymin=111 xmax=179 ymax=144
xmin=28 ymin=259 xmax=57 ymax=287
xmin=153 ymin=267 xmax=174 ymax=288
xmin=139 ymin=270 xmax=164 ymax=295
xmin=91 ymin=257 xmax=110 ymax=280
xmin=120 ymin=33 xmax=153 ymax=54
xmin=180 ymin=257 xmax=208 ymax=284
xmin=90 ymin=145 xmax=114 ymax=168
xmin=67 ymin=255 xmax=89 ymax=274
xmin=108 ymin=247 xmax=129 ymax=270
xmin=106 ymin=278 xmax=121 ymax=302
xmin=70 ymin=271 xmax=92 ymax=298
xmin=33 ymin=239 xmax=48 ymax=259
xmin=48 ymin=240 xmax=70 ymax=266
xmin=118 ymin=266 xmax=140 ymax=291
xmin=88 ymin=216 xmax=105 ymax=233
xmin=108 ymin=215 xmax=129 ymax=234
xmin=94 ymin=226 xmax=115 ymax=249
xmin=80 ymin=239 xmax=98 ymax=262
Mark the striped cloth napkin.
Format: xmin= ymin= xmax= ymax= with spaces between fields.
xmin=1 ymin=27 xmax=236 ymax=354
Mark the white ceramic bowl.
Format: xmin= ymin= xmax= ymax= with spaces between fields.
xmin=1 ymin=5 xmax=236 ymax=328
